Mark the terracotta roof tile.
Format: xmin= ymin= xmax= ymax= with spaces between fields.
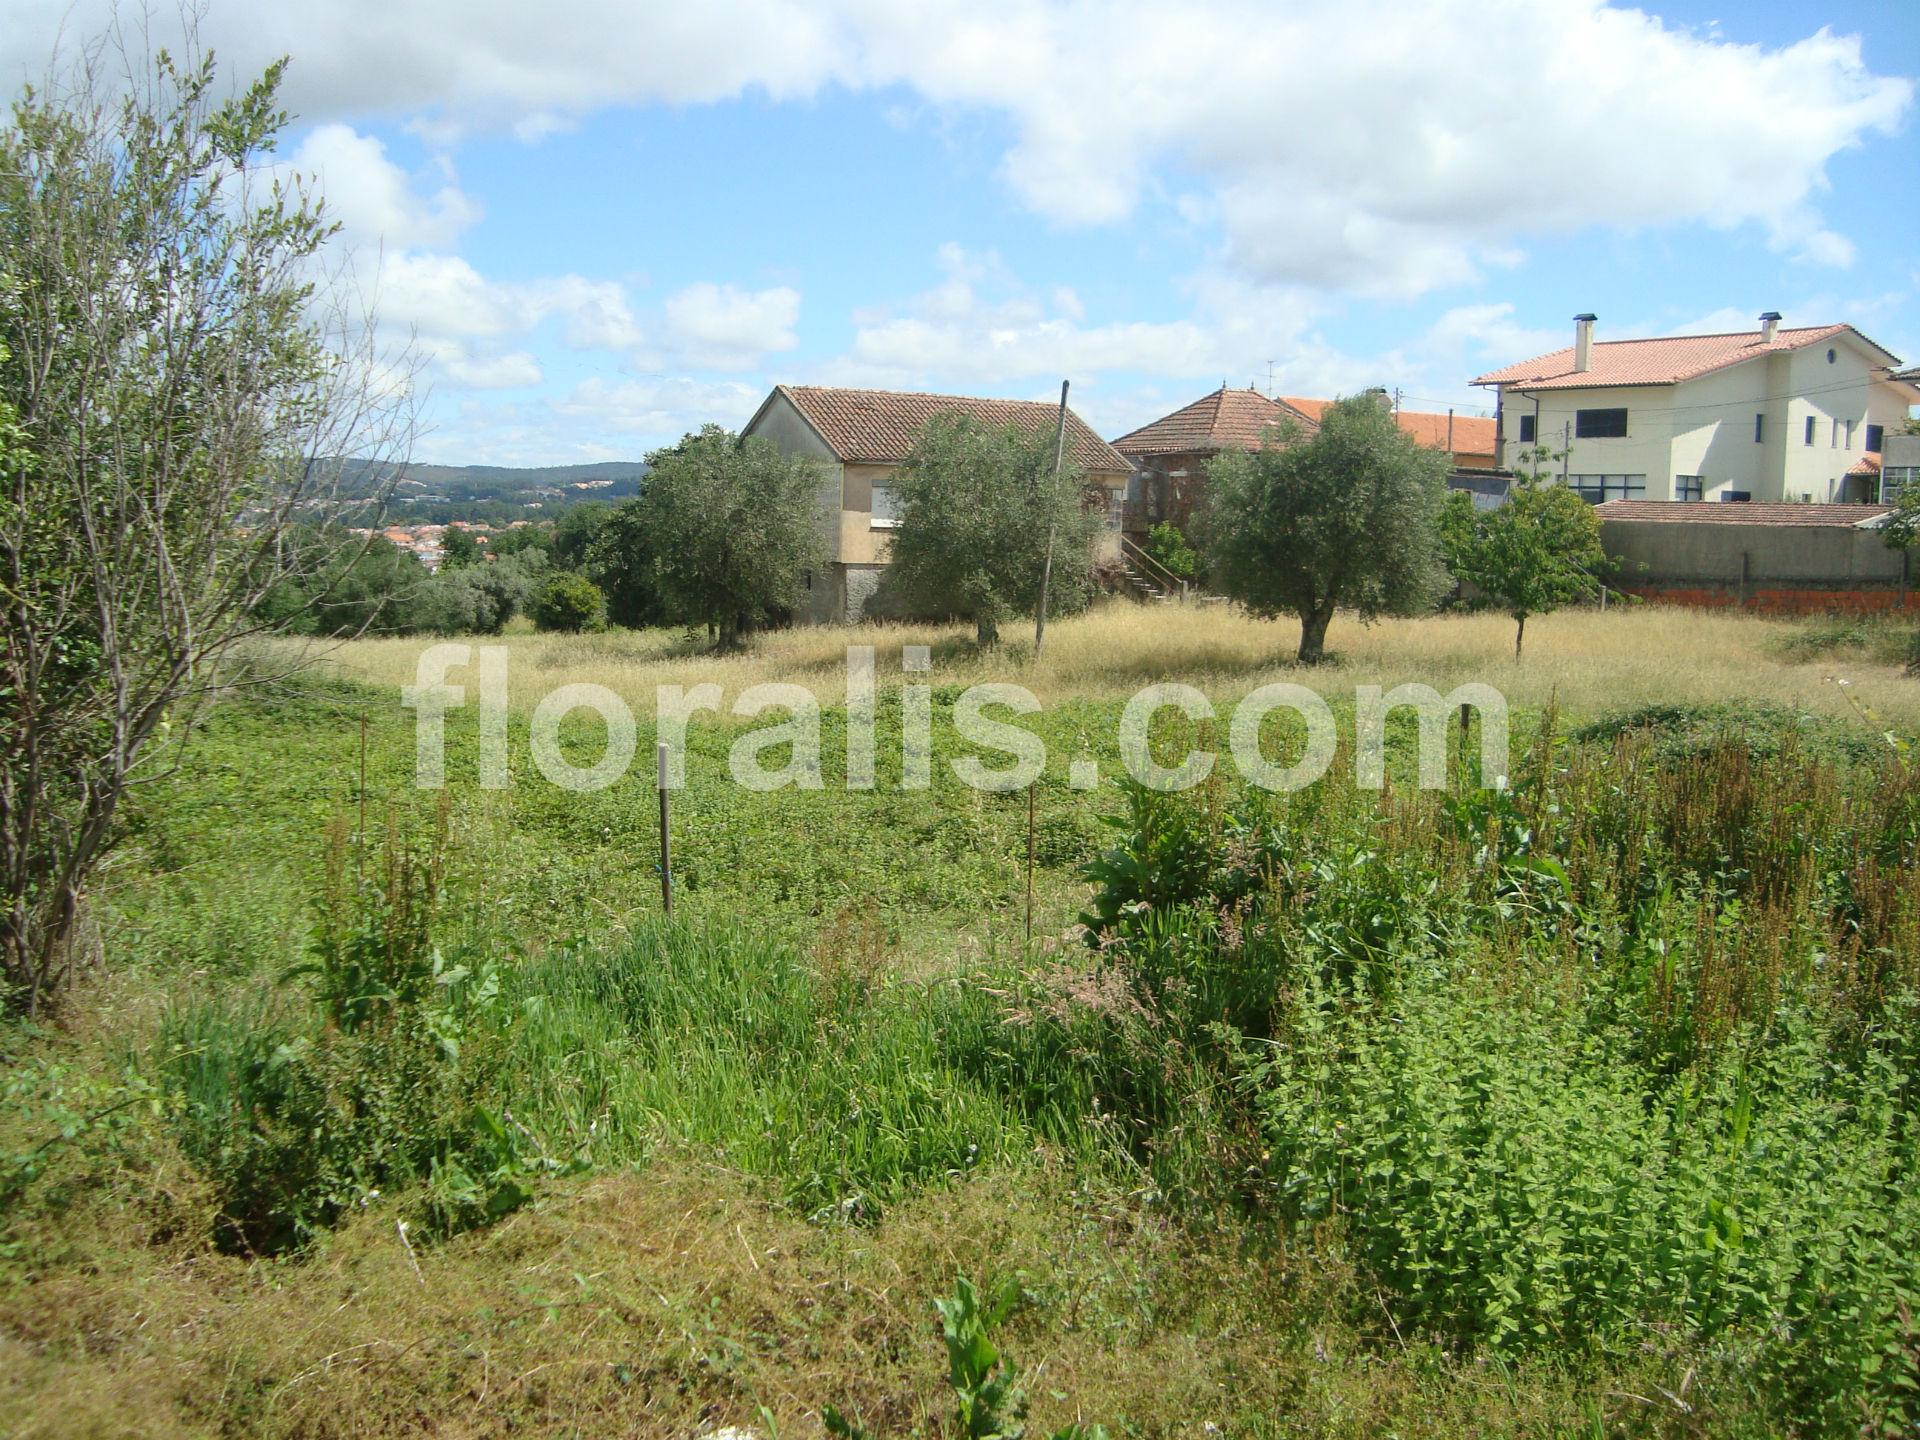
xmin=1849 ymin=451 xmax=1883 ymax=478
xmin=776 ymin=385 xmax=1130 ymax=473
xmin=1282 ymin=396 xmax=1495 ymax=456
xmin=1110 ymin=387 xmax=1315 ymax=457
xmin=1594 ymin=500 xmax=1891 ymax=527
xmin=1471 ymin=324 xmax=1872 ymax=391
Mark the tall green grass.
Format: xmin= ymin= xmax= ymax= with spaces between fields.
xmin=127 ymin=689 xmax=1920 ymax=1433
xmin=499 ymin=922 xmax=1082 ymax=1217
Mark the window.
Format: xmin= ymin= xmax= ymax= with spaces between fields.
xmin=1568 ymin=474 xmax=1647 ymax=504
xmin=1754 ymin=413 xmax=1765 ymax=443
xmin=1845 ymin=419 xmax=1855 ymax=449
xmin=1575 ymin=408 xmax=1628 ymax=439
xmin=1885 ymin=467 xmax=1920 ymax=504
xmin=1517 ymin=413 xmax=1536 ymax=443
xmin=1833 ymin=418 xmax=1842 ymax=448
xmin=1827 ymin=348 xmax=1837 ymax=364
xmin=1674 ymin=475 xmax=1704 ymax=501
xmin=1804 ymin=416 xmax=1816 ymax=446
xmin=1867 ymin=423 xmax=1886 ymax=453
xmin=869 ymin=483 xmax=902 ymax=528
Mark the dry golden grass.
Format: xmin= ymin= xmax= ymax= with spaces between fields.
xmin=299 ymin=599 xmax=1920 ymax=726
xmin=0 ymin=1156 xmax=1696 ymax=1439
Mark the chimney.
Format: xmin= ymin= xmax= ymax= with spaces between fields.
xmin=1759 ymin=310 xmax=1782 ymax=344
xmin=1363 ymin=386 xmax=1391 ymax=411
xmin=1573 ymin=313 xmax=1597 ymax=373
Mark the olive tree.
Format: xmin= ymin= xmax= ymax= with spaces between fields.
xmin=581 ymin=496 xmax=660 ymax=628
xmin=0 ymin=40 xmax=410 ymax=1011
xmin=1442 ymin=449 xmax=1610 ymax=660
xmin=1205 ymin=395 xmax=1450 ymax=663
xmin=637 ymin=425 xmax=826 ymax=647
xmin=885 ymin=412 xmax=1100 ymax=645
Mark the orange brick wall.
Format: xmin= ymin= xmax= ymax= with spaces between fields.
xmin=1619 ymin=583 xmax=1918 ymax=615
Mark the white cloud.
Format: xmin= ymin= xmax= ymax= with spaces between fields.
xmin=441 ymin=349 xmax=543 ymax=388
xmin=8 ymin=1 xmax=1905 ymax=298
xmin=661 ymin=282 xmax=801 ymax=370
xmin=287 ymin=124 xmax=480 ymax=250
xmin=555 ymin=376 xmax=765 ymax=436
xmin=823 ymin=245 xmax=1367 ymax=399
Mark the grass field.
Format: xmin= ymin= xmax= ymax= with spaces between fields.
xmin=310 ymin=601 xmax=1920 ymax=722
xmin=5 ymin=601 xmax=1920 ymax=1438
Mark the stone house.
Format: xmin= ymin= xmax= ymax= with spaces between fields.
xmin=742 ymin=384 xmax=1132 ymax=623
xmin=1108 ymin=386 xmax=1316 ymax=538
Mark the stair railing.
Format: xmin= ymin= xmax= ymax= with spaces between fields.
xmin=1118 ymin=534 xmax=1192 ymax=601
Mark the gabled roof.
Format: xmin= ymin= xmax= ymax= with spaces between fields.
xmin=1471 ymin=323 xmax=1898 ymax=391
xmin=1110 ymin=386 xmax=1315 ymax=457
xmin=765 ymin=384 xmax=1130 ymax=473
xmin=1849 ymin=452 xmax=1883 ymax=478
xmin=1282 ymin=396 xmax=1497 ymax=455
xmin=1594 ymin=500 xmax=1891 ymax=528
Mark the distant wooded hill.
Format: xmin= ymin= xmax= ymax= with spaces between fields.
xmin=335 ymin=459 xmax=649 ymax=523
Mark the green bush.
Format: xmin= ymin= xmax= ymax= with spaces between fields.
xmin=1143 ymin=522 xmax=1196 ymax=581
xmin=1236 ymin=975 xmax=1920 ymax=1428
xmin=1063 ymin=721 xmax=1920 ymax=1431
xmin=154 ymin=815 xmax=559 ymax=1251
xmin=528 ymin=570 xmax=607 ymax=633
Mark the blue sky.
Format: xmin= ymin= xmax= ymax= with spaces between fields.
xmin=3 ymin=1 xmax=1915 ymax=463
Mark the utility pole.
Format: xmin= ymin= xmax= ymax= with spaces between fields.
xmin=1034 ymin=379 xmax=1069 ymax=658
xmin=1265 ymin=360 xmax=1275 ymax=397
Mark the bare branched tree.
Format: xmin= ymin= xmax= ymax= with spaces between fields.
xmin=0 ymin=25 xmax=415 ymax=1012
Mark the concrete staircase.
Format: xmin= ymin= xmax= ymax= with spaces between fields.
xmin=1116 ymin=535 xmax=1192 ymax=603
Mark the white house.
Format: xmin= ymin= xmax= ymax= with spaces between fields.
xmin=1472 ymin=314 xmax=1920 ymax=504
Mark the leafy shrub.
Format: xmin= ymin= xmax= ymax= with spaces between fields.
xmin=1236 ymin=975 xmax=1920 ymax=1429
xmin=528 ymin=570 xmax=607 ymax=633
xmin=411 ymin=553 xmax=541 ymax=635
xmin=154 ymin=814 xmax=561 ymax=1251
xmin=1065 ymin=724 xmax=1920 ymax=1431
xmin=1142 ymin=522 xmax=1195 ymax=581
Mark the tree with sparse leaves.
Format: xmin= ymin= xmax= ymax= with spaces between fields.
xmin=637 ymin=425 xmax=826 ymax=648
xmin=1442 ymin=447 xmax=1610 ymax=660
xmin=884 ymin=412 xmax=1101 ymax=646
xmin=0 ymin=36 xmax=410 ymax=1012
xmin=1204 ymin=395 xmax=1450 ymax=664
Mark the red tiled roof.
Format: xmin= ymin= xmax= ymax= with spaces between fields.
xmin=1849 ymin=451 xmax=1883 ymax=478
xmin=1109 ymin=386 xmax=1315 ymax=457
xmin=1594 ymin=500 xmax=1891 ymax=527
xmin=1282 ymin=396 xmax=1495 ymax=456
xmin=1471 ymin=324 xmax=1881 ymax=391
xmin=773 ymin=385 xmax=1130 ymax=473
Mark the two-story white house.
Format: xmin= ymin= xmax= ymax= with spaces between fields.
xmin=1472 ymin=314 xmax=1920 ymax=504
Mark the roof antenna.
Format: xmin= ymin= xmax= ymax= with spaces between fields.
xmin=1266 ymin=360 xmax=1275 ymax=397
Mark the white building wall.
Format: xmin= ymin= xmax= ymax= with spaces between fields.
xmin=1498 ymin=383 xmax=1679 ymax=499
xmin=1494 ymin=335 xmax=1901 ymax=503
